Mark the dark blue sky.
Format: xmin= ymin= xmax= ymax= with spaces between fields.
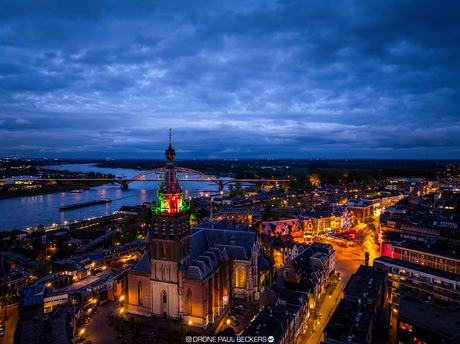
xmin=1 ymin=0 xmax=459 ymax=159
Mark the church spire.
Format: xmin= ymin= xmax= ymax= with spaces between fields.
xmin=153 ymin=129 xmax=186 ymax=215
xmin=165 ymin=128 xmax=176 ymax=163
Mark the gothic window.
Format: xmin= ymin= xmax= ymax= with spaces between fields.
xmin=187 ymin=289 xmax=192 ymax=314
xmin=153 ymin=221 xmax=158 ymax=236
xmin=162 ymin=290 xmax=167 ymax=304
xmin=161 ymin=221 xmax=166 ymax=238
xmin=236 ymin=267 xmax=246 ymax=288
xmin=138 ymin=281 xmax=143 ymax=305
xmin=169 ymin=221 xmax=175 ymax=239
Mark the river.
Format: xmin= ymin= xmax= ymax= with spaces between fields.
xmin=0 ymin=164 xmax=222 ymax=232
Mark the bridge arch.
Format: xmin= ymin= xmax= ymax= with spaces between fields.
xmin=130 ymin=167 xmax=216 ymax=182
xmin=117 ymin=167 xmax=219 ymax=189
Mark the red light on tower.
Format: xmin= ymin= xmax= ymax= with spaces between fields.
xmin=154 ymin=129 xmax=187 ymax=216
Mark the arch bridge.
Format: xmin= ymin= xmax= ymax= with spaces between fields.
xmin=118 ymin=167 xmax=278 ymax=191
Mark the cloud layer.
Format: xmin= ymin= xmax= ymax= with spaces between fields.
xmin=1 ymin=0 xmax=459 ymax=158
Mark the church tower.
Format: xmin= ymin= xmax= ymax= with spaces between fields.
xmin=149 ymin=129 xmax=191 ymax=318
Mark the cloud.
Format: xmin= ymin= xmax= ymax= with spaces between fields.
xmin=0 ymin=0 xmax=459 ymax=158
xmin=15 ymin=118 xmax=32 ymax=124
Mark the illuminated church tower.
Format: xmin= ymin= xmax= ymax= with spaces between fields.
xmin=152 ymin=129 xmax=188 ymax=216
xmin=127 ymin=130 xmax=260 ymax=326
xmin=148 ymin=129 xmax=191 ymax=318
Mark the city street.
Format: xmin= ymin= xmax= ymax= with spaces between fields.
xmin=302 ymin=241 xmax=377 ymax=344
xmin=82 ymin=300 xmax=120 ymax=344
xmin=0 ymin=305 xmax=19 ymax=344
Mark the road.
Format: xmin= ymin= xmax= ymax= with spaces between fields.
xmin=83 ymin=300 xmax=121 ymax=344
xmin=303 ymin=240 xmax=379 ymax=344
xmin=0 ymin=305 xmax=19 ymax=344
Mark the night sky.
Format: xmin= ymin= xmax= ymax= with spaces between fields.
xmin=1 ymin=1 xmax=459 ymax=159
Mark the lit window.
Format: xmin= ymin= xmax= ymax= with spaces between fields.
xmin=236 ymin=267 xmax=247 ymax=288
xmin=187 ymin=289 xmax=192 ymax=314
xmin=138 ymin=281 xmax=143 ymax=305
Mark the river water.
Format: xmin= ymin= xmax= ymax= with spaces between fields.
xmin=0 ymin=164 xmax=221 ymax=232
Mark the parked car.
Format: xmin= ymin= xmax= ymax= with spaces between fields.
xmin=229 ymin=308 xmax=242 ymax=317
xmin=229 ymin=317 xmax=239 ymax=327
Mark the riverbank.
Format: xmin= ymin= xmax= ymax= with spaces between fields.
xmin=0 ymin=181 xmax=111 ymax=200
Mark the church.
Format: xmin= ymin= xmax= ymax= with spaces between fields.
xmin=126 ymin=133 xmax=265 ymax=328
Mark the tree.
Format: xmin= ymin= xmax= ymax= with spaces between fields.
xmin=165 ymin=322 xmax=174 ymax=344
xmin=129 ymin=315 xmax=136 ymax=332
xmin=114 ymin=314 xmax=125 ymax=338
xmin=149 ymin=325 xmax=160 ymax=344
xmin=30 ymin=261 xmax=51 ymax=280
xmin=309 ymin=174 xmax=321 ymax=186
xmin=179 ymin=320 xmax=187 ymax=342
xmin=362 ymin=233 xmax=375 ymax=261
xmin=368 ymin=223 xmax=376 ymax=232
xmin=0 ymin=285 xmax=17 ymax=319
xmin=50 ymin=249 xmax=72 ymax=261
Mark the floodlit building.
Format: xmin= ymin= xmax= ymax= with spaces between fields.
xmin=125 ymin=134 xmax=263 ymax=329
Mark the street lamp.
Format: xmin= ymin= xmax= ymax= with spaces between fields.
xmin=79 ymin=328 xmax=85 ymax=341
xmin=120 ymin=309 xmax=125 ymax=341
xmin=189 ymin=321 xmax=192 ymax=335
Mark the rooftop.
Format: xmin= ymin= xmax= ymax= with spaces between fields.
xmin=344 ymin=265 xmax=387 ymax=301
xmin=398 ymin=291 xmax=460 ymax=339
xmin=16 ymin=308 xmax=72 ymax=344
xmin=374 ymin=256 xmax=460 ymax=282
xmin=241 ymin=302 xmax=290 ymax=342
xmin=323 ymin=299 xmax=374 ymax=344
xmin=386 ymin=214 xmax=460 ymax=233
xmin=56 ymin=269 xmax=114 ymax=293
xmin=383 ymin=234 xmax=460 ymax=261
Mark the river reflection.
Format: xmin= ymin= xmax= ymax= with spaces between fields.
xmin=0 ymin=164 xmax=221 ymax=232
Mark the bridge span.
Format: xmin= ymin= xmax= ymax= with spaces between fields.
xmin=1 ymin=167 xmax=289 ymax=191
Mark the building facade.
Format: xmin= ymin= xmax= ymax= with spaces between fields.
xmin=125 ymin=134 xmax=262 ymax=329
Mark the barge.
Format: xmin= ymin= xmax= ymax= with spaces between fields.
xmin=59 ymin=199 xmax=112 ymax=210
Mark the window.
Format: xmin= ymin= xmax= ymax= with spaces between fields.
xmin=162 ymin=290 xmax=167 ymax=304
xmin=187 ymin=289 xmax=192 ymax=314
xmin=413 ymin=338 xmax=428 ymax=344
xmin=138 ymin=281 xmax=143 ymax=305
xmin=399 ymin=321 xmax=412 ymax=332
xmin=236 ymin=267 xmax=246 ymax=288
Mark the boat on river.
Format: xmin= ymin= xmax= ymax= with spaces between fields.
xmin=59 ymin=199 xmax=112 ymax=210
